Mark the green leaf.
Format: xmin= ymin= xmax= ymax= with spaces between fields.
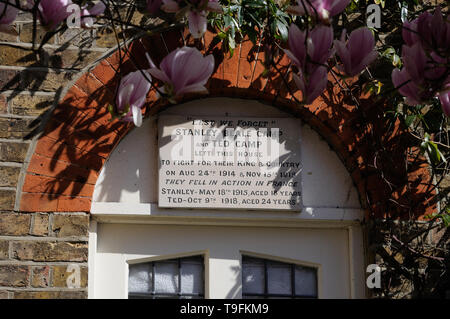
xmin=404 ymin=114 xmax=415 ymax=127
xmin=442 ymin=213 xmax=450 ymax=227
xmin=217 ymin=31 xmax=227 ymax=40
xmin=228 ymin=33 xmax=236 ymax=49
xmin=276 ymin=19 xmax=288 ymax=42
xmin=107 ymin=104 xmax=115 ymax=115
xmin=423 ymin=140 xmax=447 ymax=165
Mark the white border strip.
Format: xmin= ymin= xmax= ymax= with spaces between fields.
xmin=90 ymin=202 xmax=363 ymax=228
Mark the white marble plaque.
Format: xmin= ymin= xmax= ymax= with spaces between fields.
xmin=158 ymin=115 xmax=302 ymax=211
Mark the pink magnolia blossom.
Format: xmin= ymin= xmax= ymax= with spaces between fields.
xmin=81 ymin=2 xmax=106 ymax=28
xmin=334 ymin=28 xmax=378 ymax=76
xmin=293 ymin=66 xmax=328 ymax=104
xmin=0 ymin=1 xmax=18 ymax=34
xmin=398 ymin=7 xmax=449 ymax=116
xmin=284 ymin=24 xmax=332 ymax=104
xmin=284 ymin=24 xmax=333 ymax=72
xmin=161 ymin=0 xmax=222 ymax=38
xmin=402 ymin=7 xmax=450 ymax=52
xmin=289 ymin=0 xmax=350 ymax=21
xmin=146 ymin=46 xmax=214 ymax=100
xmin=116 ymin=71 xmax=152 ymax=127
xmin=30 ymin=0 xmax=74 ymax=30
xmin=188 ymin=10 xmax=207 ymax=38
xmin=146 ymin=0 xmax=163 ymax=15
xmin=392 ymin=42 xmax=447 ymax=106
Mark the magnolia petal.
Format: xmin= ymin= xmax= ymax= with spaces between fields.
xmin=152 ymin=46 xmax=214 ymax=99
xmin=176 ymin=84 xmax=209 ymax=96
xmin=328 ymin=0 xmax=351 ymax=17
xmin=426 ymin=52 xmax=447 ymax=81
xmin=293 ymin=72 xmax=306 ymax=98
xmin=306 ymin=66 xmax=328 ymax=104
xmin=89 ymin=2 xmax=106 ymax=16
xmin=358 ymin=28 xmax=375 ymax=59
xmin=81 ymin=16 xmax=94 ymax=28
xmin=188 ymin=10 xmax=207 ymax=39
xmin=207 ymin=0 xmax=222 ymax=13
xmin=148 ymin=68 xmax=172 ymax=85
xmin=287 ymin=24 xmax=306 ymax=68
xmin=161 ymin=0 xmax=180 ymax=13
xmin=117 ymin=83 xmax=135 ymax=112
xmin=391 ymin=68 xmax=421 ymax=106
xmin=132 ymin=105 xmax=143 ymax=127
xmin=286 ymin=5 xmax=307 ymax=16
xmin=0 ymin=1 xmax=19 ymax=25
xmin=283 ymin=49 xmax=301 ymax=69
xmin=352 ymin=50 xmax=377 ymax=76
xmin=129 ymin=71 xmax=152 ymax=108
xmin=438 ymin=89 xmax=450 ymax=117
xmin=145 ymin=52 xmax=157 ymax=69
xmin=402 ymin=43 xmax=427 ymax=83
xmin=333 ymin=40 xmax=351 ymax=74
xmin=402 ymin=20 xmax=419 ymax=46
xmin=347 ymin=28 xmax=373 ymax=59
xmin=339 ymin=28 xmax=376 ymax=76
xmin=188 ymin=53 xmax=214 ymax=86
xmin=308 ymin=25 xmax=333 ymax=65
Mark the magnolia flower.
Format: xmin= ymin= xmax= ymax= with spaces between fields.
xmin=116 ymin=71 xmax=152 ymax=127
xmin=402 ymin=7 xmax=450 ymax=51
xmin=161 ymin=0 xmax=222 ymax=38
xmin=284 ymin=24 xmax=332 ymax=104
xmin=398 ymin=7 xmax=449 ymax=116
xmin=147 ymin=46 xmax=214 ymax=100
xmin=31 ymin=0 xmax=74 ymax=30
xmin=289 ymin=0 xmax=350 ymax=21
xmin=392 ymin=43 xmax=448 ymax=107
xmin=146 ymin=0 xmax=163 ymax=15
xmin=293 ymin=66 xmax=328 ymax=104
xmin=81 ymin=2 xmax=106 ymax=28
xmin=334 ymin=28 xmax=378 ymax=76
xmin=284 ymin=24 xmax=333 ymax=72
xmin=0 ymin=1 xmax=18 ymax=34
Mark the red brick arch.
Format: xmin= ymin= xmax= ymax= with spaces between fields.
xmin=18 ymin=29 xmax=436 ymax=219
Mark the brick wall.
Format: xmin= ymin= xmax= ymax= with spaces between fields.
xmin=0 ymin=11 xmax=116 ymax=299
xmin=0 ymin=212 xmax=88 ymax=298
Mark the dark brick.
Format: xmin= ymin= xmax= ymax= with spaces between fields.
xmin=0 ymin=213 xmax=31 ymax=236
xmin=0 ymin=142 xmax=29 ymax=162
xmin=11 ymin=241 xmax=88 ymax=262
xmin=0 ymin=190 xmax=15 ymax=210
xmin=0 ymin=166 xmax=21 ymax=187
xmin=0 ymin=265 xmax=29 ymax=287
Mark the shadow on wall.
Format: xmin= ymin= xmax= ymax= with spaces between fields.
xmin=12 ymin=27 xmax=437 ymax=219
